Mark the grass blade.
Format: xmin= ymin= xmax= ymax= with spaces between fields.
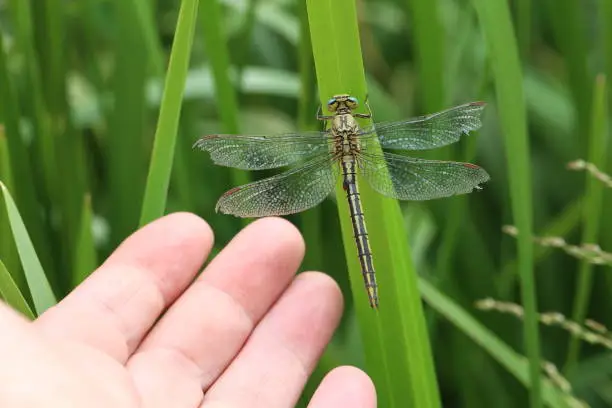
xmin=600 ymin=0 xmax=612 ymax=262
xmin=543 ymin=0 xmax=592 ymax=149
xmin=470 ymin=0 xmax=542 ymax=406
xmin=139 ymin=0 xmax=200 ymax=225
xmin=406 ymin=0 xmax=445 ymax=112
xmin=0 ymin=182 xmax=56 ymax=315
xmin=130 ymin=0 xmax=166 ymax=75
xmin=72 ymin=194 xmax=97 ymax=287
xmin=199 ymin=0 xmax=249 ymax=189
xmin=37 ymin=0 xmax=88 ymax=262
xmin=565 ymin=74 xmax=608 ymax=370
xmin=515 ymin=0 xmax=531 ymax=58
xmin=297 ymin=0 xmax=324 ymax=274
xmin=307 ymin=0 xmax=441 ymax=406
xmin=109 ymin=0 xmax=149 ymax=241
xmin=0 ymin=128 xmax=19 ymax=280
xmin=419 ymin=278 xmax=568 ymax=408
xmin=0 ymin=259 xmax=34 ymax=319
xmin=0 ymin=23 xmax=53 ymax=278
xmin=605 ymin=1 xmax=612 ymax=93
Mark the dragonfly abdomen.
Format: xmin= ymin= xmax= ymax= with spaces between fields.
xmin=341 ymin=159 xmax=379 ymax=308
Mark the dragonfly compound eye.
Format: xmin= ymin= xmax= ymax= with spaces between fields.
xmin=327 ymin=98 xmax=339 ymax=111
xmin=347 ymin=96 xmax=359 ymax=109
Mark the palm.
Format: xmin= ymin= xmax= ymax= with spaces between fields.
xmin=0 ymin=213 xmax=375 ymax=408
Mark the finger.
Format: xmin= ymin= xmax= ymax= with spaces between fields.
xmin=308 ymin=366 xmax=376 ymax=408
xmin=34 ymin=212 xmax=214 ymax=362
xmin=128 ymin=217 xmax=304 ymax=408
xmin=201 ymin=272 xmax=343 ymax=408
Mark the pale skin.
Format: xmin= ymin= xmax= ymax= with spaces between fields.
xmin=0 ymin=213 xmax=376 ymax=407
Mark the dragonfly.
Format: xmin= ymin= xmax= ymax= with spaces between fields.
xmin=194 ymin=94 xmax=490 ymax=309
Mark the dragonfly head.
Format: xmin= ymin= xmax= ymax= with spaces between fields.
xmin=327 ymin=94 xmax=359 ymax=112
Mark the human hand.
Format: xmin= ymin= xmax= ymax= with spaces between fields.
xmin=0 ymin=213 xmax=376 ymax=407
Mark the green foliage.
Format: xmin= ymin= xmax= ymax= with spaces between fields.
xmin=0 ymin=258 xmax=34 ymax=319
xmin=566 ymin=75 xmax=609 ymax=370
xmin=470 ymin=0 xmax=541 ymax=405
xmin=140 ymin=0 xmax=200 ymax=226
xmin=420 ymin=279 xmax=566 ymax=407
xmin=307 ymin=0 xmax=440 ymax=406
xmin=0 ymin=183 xmax=56 ymax=315
xmin=0 ymin=0 xmax=611 ymax=406
xmin=72 ymin=195 xmax=97 ymax=287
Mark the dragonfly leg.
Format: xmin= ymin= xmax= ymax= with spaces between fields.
xmin=316 ymin=103 xmax=334 ymax=120
xmin=354 ymin=96 xmax=373 ymax=119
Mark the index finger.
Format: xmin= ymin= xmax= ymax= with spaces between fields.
xmin=33 ymin=212 xmax=214 ymax=362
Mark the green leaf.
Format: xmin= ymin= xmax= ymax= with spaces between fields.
xmin=108 ymin=0 xmax=149 ymax=242
xmin=514 ymin=0 xmax=531 ymax=57
xmin=72 ymin=194 xmax=97 ymax=287
xmin=36 ymin=0 xmax=88 ymax=263
xmin=307 ymin=0 xmax=441 ymax=406
xmin=199 ymin=0 xmax=250 ymax=190
xmin=470 ymin=0 xmax=542 ymax=406
xmin=419 ymin=278 xmax=568 ymax=408
xmin=297 ymin=1 xmax=323 ymax=277
xmin=406 ymin=0 xmax=445 ymax=112
xmin=0 ymin=182 xmax=56 ymax=315
xmin=139 ymin=0 xmax=200 ymax=226
xmin=0 ymin=259 xmax=34 ymax=319
xmin=0 ymin=128 xmax=19 ymax=279
xmin=128 ymin=0 xmax=166 ymax=75
xmin=543 ymin=0 xmax=592 ymax=144
xmin=566 ymin=74 xmax=608 ymax=369
xmin=0 ymin=23 xmax=52 ymax=280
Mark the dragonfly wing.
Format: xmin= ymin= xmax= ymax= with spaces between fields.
xmin=194 ymin=131 xmax=330 ymax=170
xmin=358 ymin=151 xmax=490 ymax=201
xmin=216 ymin=155 xmax=338 ymax=217
xmin=360 ymin=101 xmax=485 ymax=151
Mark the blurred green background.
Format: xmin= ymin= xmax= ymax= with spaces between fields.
xmin=0 ymin=0 xmax=611 ymax=406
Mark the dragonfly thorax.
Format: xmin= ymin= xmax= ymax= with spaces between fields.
xmin=331 ymin=113 xmax=360 ymax=134
xmin=331 ymin=113 xmax=361 ymax=156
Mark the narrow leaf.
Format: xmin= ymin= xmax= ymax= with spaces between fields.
xmin=307 ymin=0 xmax=441 ymax=406
xmin=72 ymin=194 xmax=97 ymax=287
xmin=0 ymin=259 xmax=34 ymax=319
xmin=470 ymin=0 xmax=542 ymax=405
xmin=140 ymin=0 xmax=200 ymax=225
xmin=566 ymin=74 xmax=608 ymax=369
xmin=419 ymin=278 xmax=569 ymax=408
xmin=0 ymin=182 xmax=56 ymax=315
